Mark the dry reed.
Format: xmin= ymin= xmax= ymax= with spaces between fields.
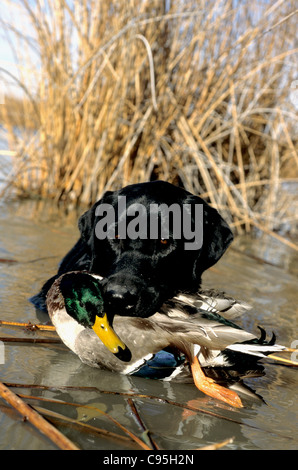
xmin=0 ymin=0 xmax=297 ymax=236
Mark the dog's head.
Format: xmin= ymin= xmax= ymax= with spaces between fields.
xmin=78 ymin=181 xmax=233 ymax=318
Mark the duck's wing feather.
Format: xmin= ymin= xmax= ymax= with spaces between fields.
xmin=140 ymin=312 xmax=257 ymax=354
xmin=173 ymin=290 xmax=252 ymax=320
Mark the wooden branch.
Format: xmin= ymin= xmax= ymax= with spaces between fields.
xmin=0 ymin=381 xmax=79 ymax=450
xmin=0 ymin=320 xmax=56 ymax=332
xmin=0 ymin=337 xmax=61 ymax=344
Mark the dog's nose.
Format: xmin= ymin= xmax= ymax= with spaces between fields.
xmin=104 ymin=284 xmax=138 ymax=316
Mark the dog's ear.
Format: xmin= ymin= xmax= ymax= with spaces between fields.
xmin=189 ymin=196 xmax=233 ymax=277
xmin=200 ymin=203 xmax=233 ymax=269
xmin=78 ymin=191 xmax=114 ymax=244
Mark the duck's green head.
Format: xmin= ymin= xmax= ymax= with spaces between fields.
xmin=59 ymin=272 xmax=131 ymax=362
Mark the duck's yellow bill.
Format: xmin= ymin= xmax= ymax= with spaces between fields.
xmin=92 ymin=314 xmax=131 ymax=362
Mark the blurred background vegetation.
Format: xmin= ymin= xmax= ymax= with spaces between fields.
xmin=0 ymin=0 xmax=297 ymax=239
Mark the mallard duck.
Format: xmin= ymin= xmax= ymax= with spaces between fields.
xmin=46 ymin=271 xmax=286 ymax=408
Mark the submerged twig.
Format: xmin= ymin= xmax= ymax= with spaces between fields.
xmin=33 ymin=406 xmax=140 ymax=449
xmin=0 ymin=336 xmax=61 ymax=344
xmin=127 ymin=398 xmax=160 ymax=450
xmin=0 ymin=381 xmax=79 ymax=450
xmin=0 ymin=399 xmax=138 ymax=448
xmin=14 ymin=391 xmax=153 ymax=450
xmin=5 ymin=381 xmax=297 ymax=441
xmin=4 ymin=381 xmax=248 ymax=426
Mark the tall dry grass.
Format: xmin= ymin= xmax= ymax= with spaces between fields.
xmin=0 ymin=0 xmax=297 ymax=239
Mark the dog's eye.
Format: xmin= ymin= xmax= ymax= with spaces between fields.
xmin=114 ymin=234 xmax=120 ymax=242
xmin=160 ymin=238 xmax=169 ymax=246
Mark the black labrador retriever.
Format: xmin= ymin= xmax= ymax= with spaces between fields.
xmin=30 ymin=181 xmax=233 ymax=318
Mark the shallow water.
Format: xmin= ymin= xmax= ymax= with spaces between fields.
xmin=0 ymin=199 xmax=297 ymax=450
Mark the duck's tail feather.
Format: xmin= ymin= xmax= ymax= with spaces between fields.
xmin=226 ymin=327 xmax=285 ymax=358
xmin=227 ymin=342 xmax=285 ymax=358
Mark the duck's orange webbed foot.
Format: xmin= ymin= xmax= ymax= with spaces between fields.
xmin=191 ymin=356 xmax=243 ymax=408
